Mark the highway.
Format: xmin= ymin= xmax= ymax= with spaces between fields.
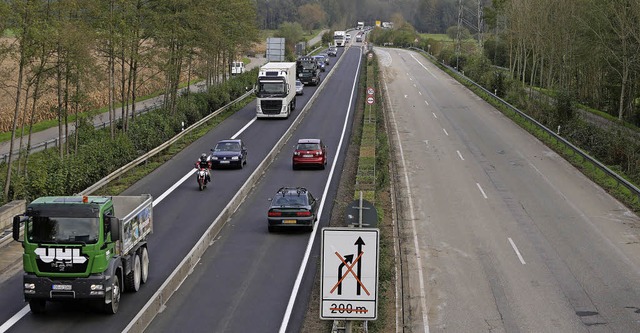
xmin=380 ymin=48 xmax=640 ymax=332
xmin=0 ymin=44 xmax=361 ymax=332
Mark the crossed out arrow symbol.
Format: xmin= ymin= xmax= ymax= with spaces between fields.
xmin=330 ymin=237 xmax=370 ymax=296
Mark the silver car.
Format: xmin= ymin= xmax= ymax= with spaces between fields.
xmin=295 ymin=80 xmax=304 ymax=95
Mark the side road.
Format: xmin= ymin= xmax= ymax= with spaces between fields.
xmin=0 ymin=29 xmax=328 ymax=160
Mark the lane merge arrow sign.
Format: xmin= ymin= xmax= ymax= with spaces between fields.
xmin=320 ymin=228 xmax=379 ymax=320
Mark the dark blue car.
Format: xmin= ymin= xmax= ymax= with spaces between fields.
xmin=210 ymin=139 xmax=247 ymax=169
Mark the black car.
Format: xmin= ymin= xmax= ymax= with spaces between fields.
xmin=210 ymin=139 xmax=247 ymax=169
xmin=267 ymin=187 xmax=319 ymax=232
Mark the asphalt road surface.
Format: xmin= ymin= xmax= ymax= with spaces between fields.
xmin=0 ymin=44 xmax=356 ymax=332
xmin=380 ymin=47 xmax=640 ymax=332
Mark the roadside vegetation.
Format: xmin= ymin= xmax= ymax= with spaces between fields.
xmin=367 ymin=2 xmax=640 ymax=212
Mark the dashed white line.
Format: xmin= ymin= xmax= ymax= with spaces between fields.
xmin=456 ymin=150 xmax=464 ymax=160
xmin=442 ymin=128 xmax=449 ymax=136
xmin=418 ymin=91 xmax=422 ymax=95
xmin=432 ymin=112 xmax=437 ymax=118
xmin=508 ymin=238 xmax=526 ymax=264
xmin=476 ymin=183 xmax=488 ymax=199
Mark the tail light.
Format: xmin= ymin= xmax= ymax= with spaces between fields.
xmin=268 ymin=211 xmax=282 ymax=217
xmin=296 ymin=211 xmax=311 ymax=217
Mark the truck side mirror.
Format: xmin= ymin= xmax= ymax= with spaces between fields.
xmin=13 ymin=215 xmax=26 ymax=242
xmin=108 ymin=216 xmax=121 ymax=241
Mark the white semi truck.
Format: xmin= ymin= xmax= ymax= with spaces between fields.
xmin=255 ymin=62 xmax=297 ymax=119
xmin=334 ymin=31 xmax=346 ymax=47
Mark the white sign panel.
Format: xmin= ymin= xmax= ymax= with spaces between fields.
xmin=320 ymin=228 xmax=379 ymax=320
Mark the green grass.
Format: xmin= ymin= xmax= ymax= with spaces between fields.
xmin=420 ymin=33 xmax=452 ymax=41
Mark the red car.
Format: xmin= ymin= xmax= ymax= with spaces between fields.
xmin=292 ymin=138 xmax=327 ymax=169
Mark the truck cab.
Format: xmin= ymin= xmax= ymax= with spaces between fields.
xmin=296 ymin=56 xmax=321 ymax=86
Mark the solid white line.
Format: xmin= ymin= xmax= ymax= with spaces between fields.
xmin=279 ymin=47 xmax=363 ymax=333
xmin=410 ymin=53 xmax=437 ymax=78
xmin=476 ymin=183 xmax=488 ymax=199
xmin=442 ymin=128 xmax=449 ymax=136
xmin=0 ymin=306 xmax=29 ymax=333
xmin=456 ymin=150 xmax=464 ymax=161
xmin=384 ymin=60 xmax=430 ymax=333
xmin=508 ymin=238 xmax=526 ymax=265
xmin=432 ymin=112 xmax=437 ymax=118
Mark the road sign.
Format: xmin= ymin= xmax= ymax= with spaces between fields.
xmin=320 ymin=228 xmax=379 ymax=320
xmin=367 ymin=87 xmax=374 ymax=95
xmin=366 ymin=96 xmax=375 ymax=105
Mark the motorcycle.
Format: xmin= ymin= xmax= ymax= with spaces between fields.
xmin=196 ymin=168 xmax=209 ymax=191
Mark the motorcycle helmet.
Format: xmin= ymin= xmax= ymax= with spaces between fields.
xmin=200 ymin=153 xmax=208 ymax=162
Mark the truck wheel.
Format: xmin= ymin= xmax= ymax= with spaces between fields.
xmin=103 ymin=274 xmax=121 ymax=314
xmin=125 ymin=253 xmax=142 ymax=292
xmin=29 ymin=300 xmax=46 ymax=314
xmin=140 ymin=247 xmax=150 ymax=284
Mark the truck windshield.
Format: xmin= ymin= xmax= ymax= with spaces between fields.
xmin=258 ymin=81 xmax=285 ymax=95
xmin=29 ymin=216 xmax=100 ymax=244
xmin=298 ymin=62 xmax=315 ymax=71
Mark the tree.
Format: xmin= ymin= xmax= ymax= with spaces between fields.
xmin=275 ymin=22 xmax=304 ymax=58
xmin=298 ymin=3 xmax=326 ymax=33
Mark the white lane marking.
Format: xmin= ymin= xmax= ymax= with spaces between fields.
xmin=418 ymin=91 xmax=422 ymax=96
xmin=410 ymin=53 xmax=437 ymax=78
xmin=0 ymin=306 xmax=29 ymax=333
xmin=425 ymin=100 xmax=430 ymax=106
xmin=442 ymin=128 xmax=449 ymax=136
xmin=1 ymin=96 xmax=259 ymax=333
xmin=476 ymin=183 xmax=488 ymax=199
xmin=456 ymin=150 xmax=464 ymax=161
xmin=279 ymin=48 xmax=364 ymax=333
xmin=432 ymin=112 xmax=437 ymax=118
xmin=404 ymin=95 xmax=408 ymax=99
xmin=232 ymin=117 xmax=256 ymax=139
xmin=424 ymin=140 xmax=429 ymax=146
xmin=508 ymin=238 xmax=526 ymax=264
xmin=385 ymin=61 xmax=430 ymax=333
xmin=413 ymin=83 xmax=417 ymax=88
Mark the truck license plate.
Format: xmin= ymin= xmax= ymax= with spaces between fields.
xmin=52 ymin=285 xmax=72 ymax=290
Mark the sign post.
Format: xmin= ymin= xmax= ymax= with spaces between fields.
xmin=366 ymin=87 xmax=375 ymax=122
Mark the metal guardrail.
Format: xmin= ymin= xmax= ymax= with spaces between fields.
xmin=408 ymin=46 xmax=640 ymax=202
xmin=77 ymin=89 xmax=255 ymax=195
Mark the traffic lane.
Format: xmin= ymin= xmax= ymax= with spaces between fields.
xmin=389 ymin=48 xmax=640 ymax=331
xmin=388 ymin=47 xmax=590 ymax=332
xmin=403 ymin=47 xmax=640 ymax=331
xmin=146 ymin=46 xmax=361 ymax=333
xmin=380 ymin=48 xmax=515 ymax=332
xmin=1 ymin=64 xmax=326 ymax=332
xmin=0 ymin=275 xmax=28 ymax=324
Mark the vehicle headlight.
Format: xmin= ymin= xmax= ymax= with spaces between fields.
xmin=211 ymin=156 xmax=218 ymax=160
xmin=231 ymin=156 xmax=239 ymax=160
xmin=24 ymin=283 xmax=35 ymax=290
xmin=90 ymin=284 xmax=104 ymax=291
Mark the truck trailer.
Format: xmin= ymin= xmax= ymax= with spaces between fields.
xmin=255 ymin=62 xmax=297 ymax=119
xmin=13 ymin=194 xmax=153 ymax=314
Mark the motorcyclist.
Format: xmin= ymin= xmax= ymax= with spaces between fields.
xmin=195 ymin=153 xmax=211 ymax=183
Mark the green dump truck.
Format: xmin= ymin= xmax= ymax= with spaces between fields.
xmin=13 ymin=194 xmax=153 ymax=314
